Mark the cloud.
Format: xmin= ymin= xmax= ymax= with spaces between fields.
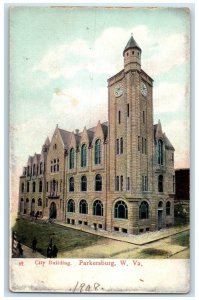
xmin=154 ymin=82 xmax=189 ymax=113
xmin=32 ymin=26 xmax=189 ymax=82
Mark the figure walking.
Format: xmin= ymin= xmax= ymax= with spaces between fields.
xmin=31 ymin=237 xmax=37 ymax=253
xmin=47 ymin=244 xmax=52 ymax=258
xmin=17 ymin=241 xmax=23 ymax=257
xmin=52 ymin=244 xmax=58 ymax=258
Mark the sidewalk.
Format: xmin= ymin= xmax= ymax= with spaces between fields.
xmin=13 ymin=244 xmax=45 ymax=258
xmin=54 ymin=221 xmax=189 ymax=246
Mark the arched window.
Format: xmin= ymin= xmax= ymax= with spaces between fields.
xmin=166 ymin=201 xmax=171 ymax=215
xmin=114 ymin=200 xmax=128 ymax=219
xmin=40 ymin=162 xmax=43 ymax=174
xmin=27 ymin=182 xmax=29 ymax=193
xmin=33 ymin=164 xmax=36 ymax=176
xmin=24 ymin=198 xmax=29 ymax=214
xmin=21 ymin=183 xmax=24 ymax=193
xmin=139 ymin=201 xmax=149 ymax=219
xmin=158 ymin=139 xmax=164 ymax=165
xmin=39 ymin=181 xmax=42 ymax=193
xmin=95 ymin=174 xmax=102 ymax=191
xmin=32 ymin=181 xmax=36 ymax=193
xmin=120 ymin=138 xmax=123 ymax=154
xmin=158 ymin=201 xmax=163 ymax=208
xmin=115 ymin=176 xmax=119 ymax=191
xmin=93 ymin=200 xmax=103 ymax=216
xmin=38 ymin=199 xmax=42 ymax=206
xmin=116 ymin=139 xmax=119 ymax=155
xmin=69 ymin=148 xmax=75 ymax=169
xmin=69 ymin=177 xmax=74 ymax=192
xmin=81 ymin=144 xmax=87 ymax=167
xmin=67 ymin=199 xmax=75 ymax=213
xmin=95 ymin=139 xmax=101 ymax=165
xmin=79 ymin=199 xmax=88 ymax=214
xmin=81 ymin=175 xmax=87 ymax=191
xmin=158 ymin=175 xmax=163 ymax=192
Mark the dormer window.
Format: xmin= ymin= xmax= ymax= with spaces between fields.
xmin=126 ymin=52 xmax=129 ymax=56
xmin=132 ymin=51 xmax=134 ymax=54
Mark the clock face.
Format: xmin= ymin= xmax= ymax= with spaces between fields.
xmin=114 ymin=85 xmax=123 ymax=97
xmin=140 ymin=82 xmax=147 ymax=97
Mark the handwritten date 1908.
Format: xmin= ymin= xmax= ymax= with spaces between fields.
xmin=72 ymin=281 xmax=102 ymax=293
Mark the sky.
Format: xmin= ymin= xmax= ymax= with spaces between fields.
xmin=10 ymin=6 xmax=190 ymax=213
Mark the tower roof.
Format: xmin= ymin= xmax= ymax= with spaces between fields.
xmin=123 ymin=35 xmax=142 ymax=55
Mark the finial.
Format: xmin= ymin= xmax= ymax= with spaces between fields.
xmin=131 ymin=32 xmax=133 ymax=37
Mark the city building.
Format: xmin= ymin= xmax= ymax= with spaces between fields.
xmin=18 ymin=35 xmax=175 ymax=234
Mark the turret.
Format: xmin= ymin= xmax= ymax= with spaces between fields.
xmin=123 ymin=34 xmax=141 ymax=72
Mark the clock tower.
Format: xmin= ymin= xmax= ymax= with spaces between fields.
xmin=107 ymin=34 xmax=154 ymax=201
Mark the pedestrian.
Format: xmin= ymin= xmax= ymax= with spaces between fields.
xmin=52 ymin=244 xmax=58 ymax=258
xmin=31 ymin=237 xmax=37 ymax=252
xmin=47 ymin=244 xmax=52 ymax=258
xmin=17 ymin=241 xmax=23 ymax=257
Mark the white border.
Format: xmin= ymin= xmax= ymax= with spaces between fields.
xmin=2 ymin=0 xmax=198 ymax=299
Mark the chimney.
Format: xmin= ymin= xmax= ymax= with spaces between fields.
xmin=75 ymin=129 xmax=79 ymax=135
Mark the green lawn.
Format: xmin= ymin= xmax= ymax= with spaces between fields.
xmin=12 ymin=218 xmax=106 ymax=256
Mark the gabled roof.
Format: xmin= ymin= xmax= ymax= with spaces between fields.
xmin=123 ymin=35 xmax=142 ymax=55
xmin=58 ymin=128 xmax=72 ymax=147
xmin=163 ymin=133 xmax=175 ymax=151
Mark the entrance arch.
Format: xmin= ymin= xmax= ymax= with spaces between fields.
xmin=158 ymin=201 xmax=164 ymax=230
xmin=49 ymin=202 xmax=57 ymax=219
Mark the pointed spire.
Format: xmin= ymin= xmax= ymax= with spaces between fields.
xmin=44 ymin=136 xmax=50 ymax=146
xmin=123 ymin=34 xmax=142 ymax=55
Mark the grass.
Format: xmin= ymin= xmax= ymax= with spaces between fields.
xmin=12 ymin=218 xmax=106 ymax=257
xmin=139 ymin=248 xmax=171 ymax=258
xmin=171 ymin=230 xmax=190 ymax=247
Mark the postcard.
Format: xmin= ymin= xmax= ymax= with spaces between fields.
xmin=9 ymin=5 xmax=190 ymax=293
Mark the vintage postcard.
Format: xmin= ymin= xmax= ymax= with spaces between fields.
xmin=9 ymin=5 xmax=190 ymax=293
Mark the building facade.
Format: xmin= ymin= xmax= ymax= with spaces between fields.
xmin=18 ymin=36 xmax=175 ymax=235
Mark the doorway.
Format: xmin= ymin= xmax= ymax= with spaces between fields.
xmin=49 ymin=202 xmax=57 ymax=219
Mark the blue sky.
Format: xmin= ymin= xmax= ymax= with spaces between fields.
xmin=10 ymin=6 xmax=190 ymax=195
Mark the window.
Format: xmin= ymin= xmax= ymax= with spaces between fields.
xmin=79 ymin=199 xmax=88 ymax=214
xmin=173 ymin=175 xmax=175 ymax=193
xmin=54 ymin=144 xmax=57 ymax=149
xmin=95 ymin=139 xmax=101 ymax=165
xmin=126 ymin=177 xmax=130 ymax=191
xmin=27 ymin=182 xmax=29 ymax=193
xmin=57 ymin=159 xmax=59 ymax=172
xmin=95 ymin=174 xmax=102 ymax=191
xmin=81 ymin=144 xmax=87 ymax=167
xmin=69 ymin=148 xmax=75 ymax=169
xmin=81 ymin=175 xmax=87 ymax=191
xmin=142 ymin=176 xmax=148 ymax=191
xmin=132 ymin=51 xmax=134 ymax=55
xmin=120 ymin=176 xmax=123 ymax=191
xmin=39 ymin=162 xmax=43 ymax=174
xmin=60 ymin=180 xmax=62 ymax=192
xmin=93 ymin=200 xmax=103 ymax=216
xmin=158 ymin=175 xmax=163 ymax=192
xmin=142 ymin=137 xmax=144 ymax=153
xmin=33 ymin=164 xmax=36 ymax=176
xmin=39 ymin=181 xmax=42 ymax=193
xmin=143 ymin=111 xmax=145 ymax=123
xmin=138 ymin=136 xmax=140 ymax=151
xmin=158 ymin=139 xmax=164 ymax=165
xmin=38 ymin=199 xmax=42 ymax=206
xmin=69 ymin=177 xmax=74 ymax=192
xmin=21 ymin=183 xmax=24 ymax=193
xmin=118 ymin=111 xmax=121 ymax=124
xmin=139 ymin=201 xmax=149 ymax=219
xmin=172 ymin=153 xmax=174 ymax=162
xmin=116 ymin=139 xmax=119 ymax=155
xmin=166 ymin=201 xmax=171 ymax=216
xmin=67 ymin=199 xmax=75 ymax=213
xmin=46 ymin=182 xmax=48 ymax=192
xmin=114 ymin=200 xmax=128 ymax=219
xmin=120 ymin=138 xmax=123 ymax=154
xmin=115 ymin=176 xmax=119 ymax=191
xmin=32 ymin=181 xmax=36 ymax=193
xmin=127 ymin=104 xmax=129 ymax=117
xmin=145 ymin=138 xmax=147 ymax=154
